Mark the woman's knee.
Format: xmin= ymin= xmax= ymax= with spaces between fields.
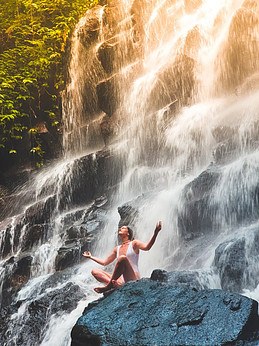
xmin=91 ymin=268 xmax=99 ymax=277
xmin=117 ymin=255 xmax=127 ymax=263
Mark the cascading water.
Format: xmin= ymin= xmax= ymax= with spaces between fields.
xmin=1 ymin=0 xmax=259 ymax=345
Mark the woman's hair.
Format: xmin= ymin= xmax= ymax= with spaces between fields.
xmin=127 ymin=226 xmax=134 ymax=240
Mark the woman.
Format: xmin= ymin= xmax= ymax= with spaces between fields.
xmin=82 ymin=221 xmax=162 ymax=293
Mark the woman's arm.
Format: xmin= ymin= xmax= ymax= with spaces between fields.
xmin=82 ymin=247 xmax=117 ymax=266
xmin=133 ymin=221 xmax=162 ymax=252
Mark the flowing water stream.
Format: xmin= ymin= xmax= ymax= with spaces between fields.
xmin=1 ymin=0 xmax=259 ymax=345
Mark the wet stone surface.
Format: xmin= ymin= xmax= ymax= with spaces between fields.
xmin=0 ymin=282 xmax=85 ymax=346
xmin=71 ymin=278 xmax=259 ymax=346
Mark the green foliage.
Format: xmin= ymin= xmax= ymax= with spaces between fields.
xmin=0 ymin=0 xmax=100 ymax=165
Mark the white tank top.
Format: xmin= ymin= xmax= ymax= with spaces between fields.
xmin=117 ymin=241 xmax=140 ymax=277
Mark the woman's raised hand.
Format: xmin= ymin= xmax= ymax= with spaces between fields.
xmin=82 ymin=251 xmax=92 ymax=258
xmin=154 ymin=221 xmax=162 ymax=235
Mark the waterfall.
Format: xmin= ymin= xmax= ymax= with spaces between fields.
xmin=1 ymin=0 xmax=259 ymax=345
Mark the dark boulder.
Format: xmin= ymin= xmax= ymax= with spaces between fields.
xmin=151 ymin=269 xmax=209 ymax=291
xmin=118 ymin=193 xmax=153 ymax=228
xmin=55 ymin=240 xmax=82 ymax=271
xmin=55 ymin=236 xmax=92 ymax=271
xmin=71 ymin=279 xmax=259 ymax=346
xmin=10 ymin=256 xmax=33 ymax=289
xmin=65 ymin=226 xmax=88 ymax=240
xmin=55 ymin=199 xmax=109 ymax=271
xmin=214 ymin=238 xmax=247 ymax=292
xmin=1 ymin=255 xmax=33 ymax=308
xmin=214 ymin=227 xmax=259 ymax=293
xmin=118 ymin=203 xmax=139 ymax=228
xmin=20 ymin=150 xmax=122 ymax=224
xmin=178 ymin=166 xmax=221 ymax=238
xmin=0 ymin=282 xmax=85 ymax=346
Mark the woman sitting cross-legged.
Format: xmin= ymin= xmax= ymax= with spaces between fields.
xmin=82 ymin=221 xmax=162 ymax=293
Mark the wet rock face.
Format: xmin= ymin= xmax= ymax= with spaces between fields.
xmin=58 ymin=149 xmax=122 ymax=209
xmin=0 ymin=282 xmax=85 ymax=346
xmin=151 ymin=269 xmax=209 ymax=291
xmin=25 ymin=195 xmax=57 ymax=225
xmin=0 ymin=219 xmax=25 ymax=259
xmin=217 ymin=0 xmax=259 ymax=92
xmin=71 ymin=279 xmax=259 ymax=346
xmin=214 ymin=238 xmax=248 ymax=293
xmin=1 ymin=255 xmax=33 ymax=308
xmin=117 ymin=193 xmax=157 ymax=230
xmin=21 ymin=224 xmax=47 ymax=251
xmin=74 ymin=0 xmax=199 ymax=148
xmin=77 ymin=5 xmax=104 ymax=47
xmin=213 ymin=227 xmax=259 ymax=293
xmin=96 ymin=61 xmax=142 ymax=116
xmin=55 ymin=241 xmax=83 ymax=271
xmin=178 ymin=166 xmax=220 ymax=239
xmin=178 ymin=160 xmax=259 ymax=240
xmin=100 ymin=115 xmax=118 ymax=145
xmin=55 ymin=199 xmax=109 ymax=271
xmin=118 ymin=203 xmax=139 ymax=228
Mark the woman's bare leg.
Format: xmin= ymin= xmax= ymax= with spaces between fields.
xmin=91 ymin=268 xmax=111 ymax=284
xmin=94 ymin=256 xmax=137 ymax=293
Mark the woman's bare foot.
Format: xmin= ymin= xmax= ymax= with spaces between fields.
xmin=94 ymin=279 xmax=122 ymax=293
xmin=94 ymin=286 xmax=107 ymax=293
xmin=112 ymin=279 xmax=122 ymax=288
xmin=94 ymin=282 xmax=112 ymax=293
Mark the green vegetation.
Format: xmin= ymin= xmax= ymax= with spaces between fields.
xmin=0 ymin=0 xmax=100 ymax=166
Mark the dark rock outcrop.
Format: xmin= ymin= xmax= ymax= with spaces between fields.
xmin=151 ymin=269 xmax=209 ymax=291
xmin=118 ymin=203 xmax=139 ymax=228
xmin=21 ymin=224 xmax=47 ymax=251
xmin=25 ymin=195 xmax=57 ymax=225
xmin=71 ymin=278 xmax=259 ymax=346
xmin=58 ymin=149 xmax=122 ymax=209
xmin=0 ymin=255 xmax=33 ymax=308
xmin=55 ymin=198 xmax=108 ymax=271
xmin=55 ymin=240 xmax=83 ymax=271
xmin=0 ymin=282 xmax=85 ymax=346
xmin=178 ymin=166 xmax=220 ymax=239
xmin=217 ymin=0 xmax=259 ymax=92
xmin=2 ymin=149 xmax=122 ymax=229
xmin=117 ymin=193 xmax=152 ymax=228
xmin=213 ymin=226 xmax=259 ymax=293
xmin=214 ymin=237 xmax=248 ymax=293
xmin=178 ymin=161 xmax=259 ymax=240
xmin=77 ymin=5 xmax=103 ymax=47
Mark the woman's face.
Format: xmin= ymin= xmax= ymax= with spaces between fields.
xmin=118 ymin=226 xmax=129 ymax=238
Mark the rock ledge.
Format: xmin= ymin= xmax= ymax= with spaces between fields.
xmin=71 ymin=276 xmax=259 ymax=346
